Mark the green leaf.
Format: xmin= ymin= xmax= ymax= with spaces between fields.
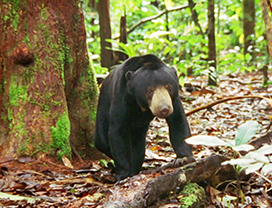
xmin=186 ymin=135 xmax=229 ymax=147
xmin=149 ymin=31 xmax=173 ymax=38
xmin=224 ymin=139 xmax=235 ymax=147
xmin=99 ymin=159 xmax=108 ymax=167
xmin=255 ymin=144 xmax=272 ymax=155
xmin=164 ymin=0 xmax=174 ymax=9
xmin=261 ymin=163 xmax=272 ymax=174
xmin=232 ymin=144 xmax=254 ymax=152
xmin=244 ymin=152 xmax=269 ymax=163
xmin=105 ymin=39 xmax=136 ymax=57
xmin=222 ymin=158 xmax=256 ymax=166
xmin=235 ymin=120 xmax=259 ymax=146
xmin=222 ymin=195 xmax=237 ymax=203
xmin=245 ymin=162 xmax=263 ymax=174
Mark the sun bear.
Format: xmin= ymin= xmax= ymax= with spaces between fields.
xmin=95 ymin=54 xmax=193 ymax=180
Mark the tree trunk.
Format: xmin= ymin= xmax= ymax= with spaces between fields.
xmin=116 ymin=12 xmax=128 ymax=63
xmin=0 ymin=0 xmax=98 ymax=160
xmin=243 ymin=0 xmax=255 ymax=57
xmin=261 ymin=0 xmax=272 ymax=63
xmin=98 ymin=0 xmax=114 ymax=69
xmin=207 ymin=0 xmax=217 ymax=86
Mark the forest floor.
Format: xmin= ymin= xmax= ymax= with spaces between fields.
xmin=1 ymin=70 xmax=272 ymax=207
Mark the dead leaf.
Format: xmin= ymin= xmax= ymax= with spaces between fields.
xmin=18 ymin=156 xmax=35 ymax=163
xmin=86 ymin=192 xmax=104 ymax=202
xmin=62 ymin=155 xmax=73 ymax=169
xmin=263 ymin=97 xmax=272 ymax=107
xmin=150 ymin=146 xmax=162 ymax=151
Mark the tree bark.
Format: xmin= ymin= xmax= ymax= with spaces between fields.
xmin=207 ymin=0 xmax=217 ymax=86
xmin=116 ymin=12 xmax=128 ymax=62
xmin=0 ymin=0 xmax=98 ymax=160
xmin=261 ymin=0 xmax=272 ymax=63
xmin=243 ymin=0 xmax=255 ymax=57
xmin=97 ymin=0 xmax=114 ymax=69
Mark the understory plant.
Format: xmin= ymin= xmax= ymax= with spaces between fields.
xmin=186 ymin=120 xmax=272 ymax=176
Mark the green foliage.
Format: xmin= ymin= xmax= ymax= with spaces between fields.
xmin=186 ymin=120 xmax=272 ymax=176
xmin=106 ymin=39 xmax=137 ymax=57
xmin=224 ymin=144 xmax=272 ymax=175
xmin=99 ymin=159 xmax=108 ymax=167
xmin=82 ymin=0 xmax=266 ymax=76
xmin=186 ymin=120 xmax=258 ymax=152
xmin=99 ymin=159 xmax=114 ymax=168
xmin=235 ymin=120 xmax=259 ymax=146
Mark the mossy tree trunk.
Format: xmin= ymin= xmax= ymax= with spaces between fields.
xmin=0 ymin=0 xmax=98 ymax=160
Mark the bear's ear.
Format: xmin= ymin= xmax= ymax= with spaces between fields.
xmin=125 ymin=71 xmax=134 ymax=81
xmin=171 ymin=67 xmax=178 ymax=76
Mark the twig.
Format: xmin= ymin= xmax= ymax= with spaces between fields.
xmin=113 ymin=4 xmax=193 ymax=40
xmin=186 ymin=95 xmax=267 ymax=116
xmin=255 ymin=171 xmax=272 ymax=192
xmin=44 ymin=160 xmax=74 ymax=171
xmin=0 ymin=159 xmax=17 ymax=164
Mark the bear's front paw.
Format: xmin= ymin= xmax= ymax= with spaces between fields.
xmin=116 ymin=170 xmax=134 ymax=181
xmin=173 ymin=156 xmax=195 ymax=167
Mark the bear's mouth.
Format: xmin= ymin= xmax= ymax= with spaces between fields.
xmin=149 ymin=87 xmax=173 ymax=118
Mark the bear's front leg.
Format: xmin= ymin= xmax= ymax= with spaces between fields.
xmin=166 ymin=98 xmax=193 ymax=158
xmin=130 ymin=125 xmax=149 ymax=175
xmin=108 ymin=120 xmax=133 ymax=180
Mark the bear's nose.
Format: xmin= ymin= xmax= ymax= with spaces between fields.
xmin=160 ymin=106 xmax=170 ymax=117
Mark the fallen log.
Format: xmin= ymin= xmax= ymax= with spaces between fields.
xmin=104 ymin=154 xmax=226 ymax=208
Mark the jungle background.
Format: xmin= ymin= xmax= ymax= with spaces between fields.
xmin=1 ymin=0 xmax=272 ymax=207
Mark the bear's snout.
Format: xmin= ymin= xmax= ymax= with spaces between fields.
xmin=160 ymin=105 xmax=170 ymax=117
xmin=149 ymin=87 xmax=173 ymax=118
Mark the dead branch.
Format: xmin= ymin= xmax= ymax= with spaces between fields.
xmin=113 ymin=4 xmax=193 ymax=40
xmin=0 ymin=159 xmax=17 ymax=164
xmin=104 ymin=154 xmax=225 ymax=208
xmin=186 ymin=95 xmax=266 ymax=116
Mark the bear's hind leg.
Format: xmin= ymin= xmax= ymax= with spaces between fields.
xmin=94 ymin=112 xmax=112 ymax=158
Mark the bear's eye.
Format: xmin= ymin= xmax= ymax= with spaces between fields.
xmin=146 ymin=88 xmax=154 ymax=98
xmin=166 ymin=85 xmax=173 ymax=93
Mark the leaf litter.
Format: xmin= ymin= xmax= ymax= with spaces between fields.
xmin=1 ymin=70 xmax=272 ymax=207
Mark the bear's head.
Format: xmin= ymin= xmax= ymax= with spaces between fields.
xmin=125 ymin=62 xmax=179 ymax=118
